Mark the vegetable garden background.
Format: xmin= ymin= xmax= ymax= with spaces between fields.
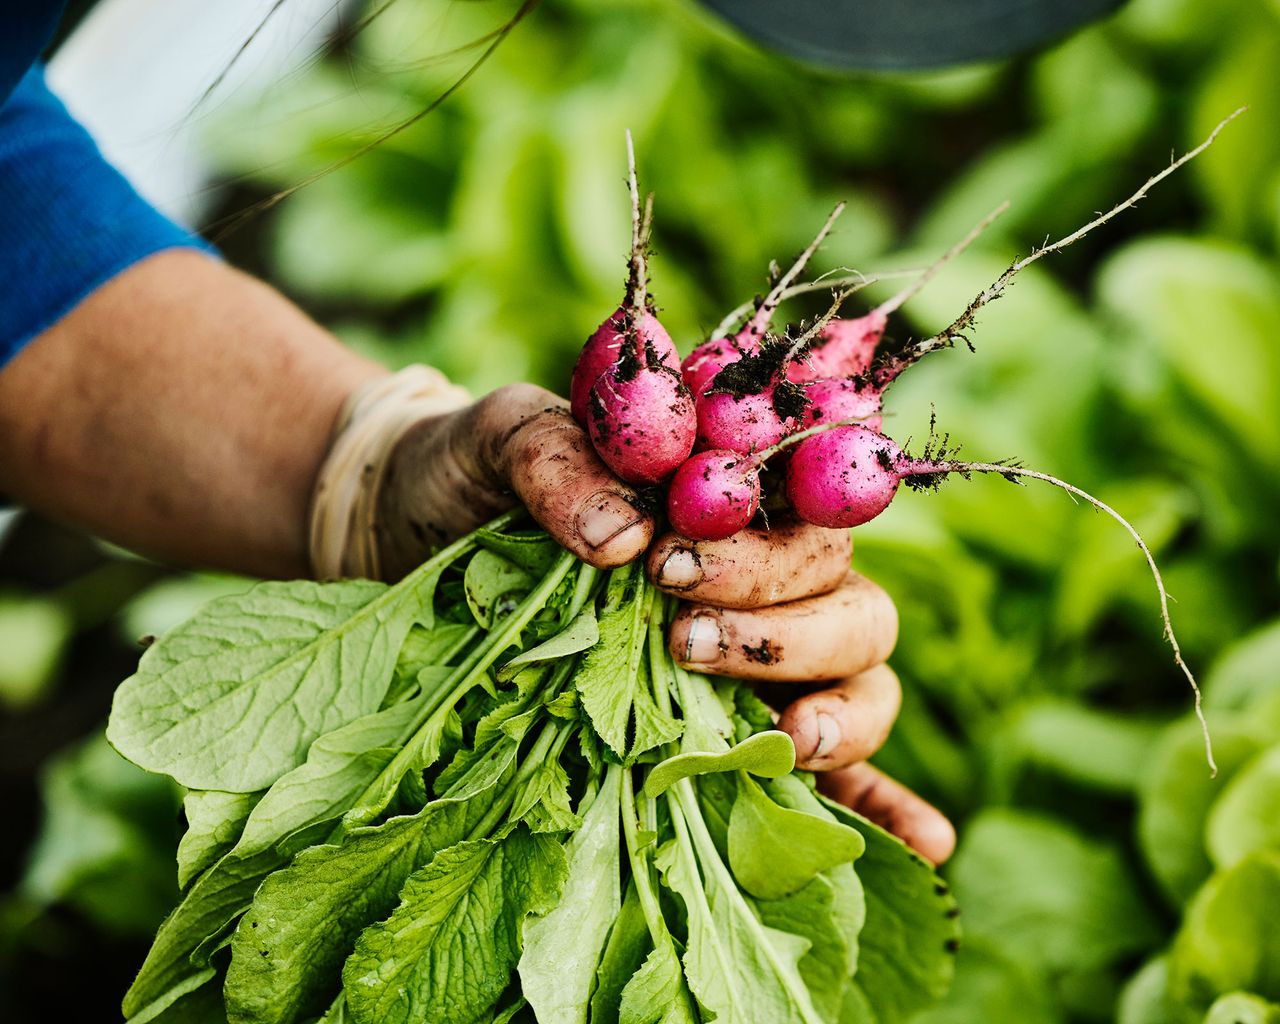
xmin=3 ymin=0 xmax=1279 ymax=1019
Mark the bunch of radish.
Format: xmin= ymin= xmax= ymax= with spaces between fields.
xmin=571 ymin=119 xmax=1245 ymax=772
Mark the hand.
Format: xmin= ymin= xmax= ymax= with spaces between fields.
xmin=648 ymin=523 xmax=956 ymax=865
xmin=375 ymin=382 xmax=655 ymax=579
xmin=376 ymin=381 xmax=954 ymax=863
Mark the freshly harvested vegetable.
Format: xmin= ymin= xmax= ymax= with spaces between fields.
xmin=107 ymin=518 xmax=957 ymax=1023
xmin=107 ymin=113 xmax=1242 ymax=1023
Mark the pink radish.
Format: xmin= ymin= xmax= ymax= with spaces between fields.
xmin=578 ymin=133 xmax=697 ymax=484
xmin=570 ymin=307 xmax=677 ymax=424
xmin=669 ymin=415 xmax=878 ymax=539
xmin=666 ymin=449 xmax=763 ymax=540
xmin=800 ymin=377 xmax=883 ymax=432
xmin=787 ymin=310 xmax=885 ymax=383
xmin=784 ymin=424 xmax=906 ymax=529
xmin=587 ymin=359 xmax=696 ymax=485
xmin=681 ymin=331 xmax=760 ymax=401
xmin=571 ymin=131 xmax=677 ymax=425
xmin=781 ymin=416 xmax=1218 ymax=771
xmin=694 ymin=367 xmax=806 ymax=455
xmin=695 ymin=287 xmax=855 ymax=455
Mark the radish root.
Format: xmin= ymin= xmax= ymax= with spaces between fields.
xmin=748 ymin=202 xmax=847 ymax=335
xmin=885 ymin=107 xmax=1248 ymax=377
xmin=877 ymin=200 xmax=1011 ymax=317
xmin=908 ymin=457 xmax=1217 ymax=776
xmin=624 ymin=129 xmax=650 ymax=323
xmin=711 ymin=268 xmax=920 ymax=340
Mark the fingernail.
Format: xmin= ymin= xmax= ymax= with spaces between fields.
xmin=812 ymin=713 xmax=842 ymax=762
xmin=576 ymin=491 xmax=642 ymax=549
xmin=683 ymin=613 xmax=723 ymax=665
xmin=657 ymin=548 xmax=702 ymax=589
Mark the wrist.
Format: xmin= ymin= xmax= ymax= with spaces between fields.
xmin=308 ymin=365 xmax=472 ymax=581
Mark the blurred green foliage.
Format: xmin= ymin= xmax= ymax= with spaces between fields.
xmin=6 ymin=0 xmax=1280 ymax=1020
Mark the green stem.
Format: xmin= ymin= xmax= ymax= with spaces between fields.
xmin=466 ymin=722 xmax=561 ymax=840
xmin=351 ymin=550 xmax=577 ymax=819
xmin=565 ymin=562 xmax=601 ymax=622
xmin=675 ymin=779 xmax=824 ymax=1024
xmin=621 ymin=765 xmax=668 ymax=946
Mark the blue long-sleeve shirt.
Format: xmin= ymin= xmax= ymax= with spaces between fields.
xmin=1 ymin=4 xmax=209 ymax=368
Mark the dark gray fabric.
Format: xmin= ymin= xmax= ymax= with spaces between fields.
xmin=699 ymin=0 xmax=1126 ymax=70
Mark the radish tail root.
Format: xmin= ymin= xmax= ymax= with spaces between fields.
xmin=625 ymin=129 xmax=649 ymax=322
xmin=748 ymin=202 xmax=847 ymax=335
xmin=880 ymin=107 xmax=1248 ymax=382
xmin=711 ymin=268 xmax=921 ymax=340
xmin=909 ymin=458 xmax=1217 ymax=776
xmin=876 ymin=200 xmax=1011 ymax=317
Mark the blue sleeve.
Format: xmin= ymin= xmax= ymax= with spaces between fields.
xmin=0 ymin=65 xmax=215 ymax=368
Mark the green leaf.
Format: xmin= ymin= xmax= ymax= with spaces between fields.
xmin=643 ymin=732 xmax=796 ymax=799
xmin=233 ymin=694 xmax=429 ymax=858
xmin=1206 ymin=744 xmax=1280 ymax=869
xmin=948 ymin=809 xmax=1160 ymax=978
xmin=225 ymin=770 xmax=505 ymax=1024
xmin=498 ymin=607 xmax=599 ymax=680
xmin=120 ymin=574 xmax=257 ymax=644
xmin=1204 ymin=619 xmax=1280 ymax=712
xmin=492 ymin=997 xmax=532 ymax=1024
xmin=390 ymin=622 xmax=474 ymax=699
xmin=177 ymin=790 xmax=262 ymax=889
xmin=0 ymin=591 xmax=72 ymax=710
xmin=575 ymin=572 xmax=680 ymax=761
xmin=1138 ymin=719 xmax=1269 ymax=906
xmin=1190 ymin=33 xmax=1280 ymax=236
xmin=124 ymin=969 xmax=218 ymax=1024
xmin=1117 ymin=956 xmax=1176 ymax=1024
xmin=1097 ymin=237 xmax=1280 ymax=472
xmin=727 ymin=774 xmax=864 ymax=900
xmin=433 ymin=701 xmax=531 ymax=798
xmin=656 ymin=809 xmax=824 ymax=1024
xmin=131 ymin=970 xmax=230 ymax=1024
xmin=108 ymin=571 xmax=440 ymax=792
xmin=122 ymin=846 xmax=282 ymax=1018
xmin=510 ymin=755 xmax=582 ymax=834
xmin=1205 ymin=992 xmax=1280 ymax=1024
xmin=993 ymin=699 xmax=1165 ymax=796
xmin=909 ymin=938 xmax=1060 ymax=1024
xmin=1169 ymin=852 xmax=1280 ymax=1011
xmin=520 ymin=768 xmax=623 ymax=1023
xmin=618 ymin=942 xmax=699 ymax=1024
xmin=342 ymin=828 xmax=568 ymax=1024
xmin=21 ymin=733 xmax=179 ymax=937
xmin=589 ymin=882 xmax=653 ymax=1024
xmin=754 ymin=869 xmax=863 ymax=1023
xmin=473 ymin=528 xmax=562 ymax=576
xmin=466 ymin=549 xmax=535 ymax=629
xmin=818 ymin=796 xmax=959 ymax=1023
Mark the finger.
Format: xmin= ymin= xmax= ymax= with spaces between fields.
xmin=647 ymin=520 xmax=851 ymax=609
xmin=668 ymin=570 xmax=897 ymax=682
xmin=776 ymin=664 xmax=901 ymax=771
xmin=818 ymin=762 xmax=956 ymax=865
xmin=479 ymin=384 xmax=655 ymax=569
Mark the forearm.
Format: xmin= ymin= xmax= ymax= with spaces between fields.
xmin=0 ymin=249 xmax=385 ymax=577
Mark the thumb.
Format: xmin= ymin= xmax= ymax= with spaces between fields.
xmin=486 ymin=384 xmax=654 ymax=568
